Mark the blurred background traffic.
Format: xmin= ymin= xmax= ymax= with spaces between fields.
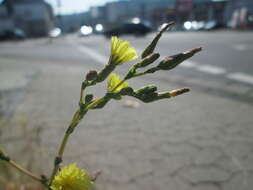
xmin=0 ymin=0 xmax=253 ymax=40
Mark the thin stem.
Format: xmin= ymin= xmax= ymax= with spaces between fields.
xmin=8 ymin=160 xmax=42 ymax=182
xmin=80 ymin=88 xmax=84 ymax=104
xmin=132 ymin=72 xmax=146 ymax=78
xmin=79 ymin=82 xmax=89 ymax=105
xmin=58 ymin=133 xmax=69 ymax=156
xmin=48 ymin=131 xmax=71 ymax=186
xmin=111 ymin=79 xmax=126 ymax=92
xmin=85 ymin=97 xmax=105 ymax=110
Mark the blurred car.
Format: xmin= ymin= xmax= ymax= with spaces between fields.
xmin=183 ymin=21 xmax=205 ymax=31
xmin=49 ymin=27 xmax=62 ymax=38
xmin=79 ymin=25 xmax=93 ymax=37
xmin=183 ymin=20 xmax=225 ymax=31
xmin=0 ymin=28 xmax=26 ymax=41
xmin=104 ymin=21 xmax=152 ymax=38
xmin=94 ymin=24 xmax=104 ymax=34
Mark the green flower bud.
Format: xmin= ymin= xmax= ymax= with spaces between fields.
xmin=86 ymin=70 xmax=98 ymax=81
xmin=106 ymin=92 xmax=121 ymax=100
xmin=85 ymin=94 xmax=94 ymax=104
xmin=142 ymin=22 xmax=174 ymax=58
xmin=0 ymin=147 xmax=5 ymax=156
xmin=169 ymin=88 xmax=190 ymax=97
xmin=0 ymin=147 xmax=10 ymax=162
xmin=158 ymin=47 xmax=202 ymax=71
xmin=95 ymin=64 xmax=116 ymax=82
xmin=135 ymin=85 xmax=157 ymax=95
xmin=119 ymin=87 xmax=134 ymax=96
xmin=136 ymin=53 xmax=160 ymax=68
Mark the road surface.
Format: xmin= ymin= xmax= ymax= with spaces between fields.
xmin=0 ymin=31 xmax=253 ymax=190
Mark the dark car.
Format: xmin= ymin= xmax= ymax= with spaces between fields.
xmin=0 ymin=28 xmax=26 ymax=41
xmin=104 ymin=22 xmax=152 ymax=38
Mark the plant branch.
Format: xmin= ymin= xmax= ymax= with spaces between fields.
xmin=8 ymin=160 xmax=42 ymax=182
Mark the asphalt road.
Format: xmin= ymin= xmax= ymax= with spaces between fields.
xmin=0 ymin=31 xmax=253 ymax=190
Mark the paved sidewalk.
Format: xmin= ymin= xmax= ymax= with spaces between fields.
xmin=1 ymin=43 xmax=253 ymax=190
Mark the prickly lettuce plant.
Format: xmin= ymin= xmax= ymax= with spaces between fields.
xmin=0 ymin=23 xmax=202 ymax=190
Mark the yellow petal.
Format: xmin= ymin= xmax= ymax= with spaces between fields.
xmin=107 ymin=73 xmax=129 ymax=93
xmin=110 ymin=36 xmax=138 ymax=65
xmin=51 ymin=163 xmax=93 ymax=190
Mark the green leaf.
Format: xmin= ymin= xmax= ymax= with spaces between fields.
xmin=107 ymin=73 xmax=129 ymax=93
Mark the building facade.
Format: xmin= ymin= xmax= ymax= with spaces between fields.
xmin=1 ymin=0 xmax=54 ymax=37
xmin=175 ymin=0 xmax=253 ymax=27
xmin=92 ymin=0 xmax=176 ymax=27
xmin=0 ymin=5 xmax=14 ymax=34
xmin=225 ymin=0 xmax=253 ymax=28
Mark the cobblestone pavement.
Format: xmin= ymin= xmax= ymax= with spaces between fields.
xmin=0 ymin=34 xmax=253 ymax=190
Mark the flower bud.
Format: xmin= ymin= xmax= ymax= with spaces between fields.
xmin=136 ymin=53 xmax=160 ymax=68
xmin=135 ymin=85 xmax=157 ymax=95
xmin=86 ymin=70 xmax=98 ymax=81
xmin=142 ymin=22 xmax=174 ymax=58
xmin=170 ymin=88 xmax=190 ymax=97
xmin=158 ymin=47 xmax=202 ymax=71
xmin=119 ymin=87 xmax=134 ymax=96
xmin=85 ymin=94 xmax=93 ymax=104
xmin=0 ymin=147 xmax=5 ymax=156
xmin=0 ymin=147 xmax=10 ymax=161
xmin=95 ymin=64 xmax=116 ymax=82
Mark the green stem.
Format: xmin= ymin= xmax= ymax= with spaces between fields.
xmin=8 ymin=160 xmax=42 ymax=182
xmin=48 ymin=110 xmax=82 ymax=186
xmin=85 ymin=97 xmax=105 ymax=110
xmin=80 ymin=88 xmax=84 ymax=104
xmin=132 ymin=72 xmax=146 ymax=78
xmin=48 ymin=132 xmax=71 ymax=186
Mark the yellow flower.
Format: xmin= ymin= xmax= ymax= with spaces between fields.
xmin=110 ymin=36 xmax=138 ymax=65
xmin=107 ymin=73 xmax=129 ymax=93
xmin=51 ymin=163 xmax=93 ymax=190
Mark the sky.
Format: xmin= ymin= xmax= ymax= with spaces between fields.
xmin=45 ymin=0 xmax=118 ymax=15
xmin=0 ymin=0 xmax=118 ymax=14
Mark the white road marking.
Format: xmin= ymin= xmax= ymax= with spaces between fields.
xmin=196 ymin=65 xmax=226 ymax=75
xmin=227 ymin=72 xmax=253 ymax=85
xmin=180 ymin=61 xmax=198 ymax=68
xmin=76 ymin=45 xmax=107 ymax=65
xmin=67 ymin=38 xmax=107 ymax=65
xmin=67 ymin=37 xmax=253 ymax=86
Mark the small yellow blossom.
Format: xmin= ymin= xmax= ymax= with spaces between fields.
xmin=110 ymin=36 xmax=138 ymax=65
xmin=107 ymin=73 xmax=129 ymax=93
xmin=51 ymin=163 xmax=93 ymax=190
